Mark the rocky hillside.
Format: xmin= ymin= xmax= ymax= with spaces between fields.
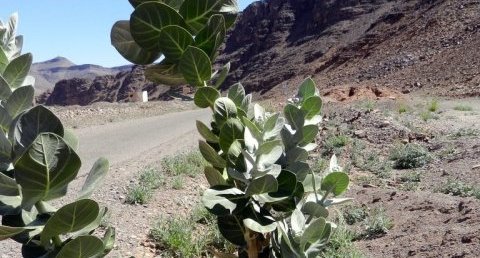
xmin=218 ymin=0 xmax=479 ymax=98
xmin=31 ymin=56 xmax=131 ymax=93
xmin=43 ymin=66 xmax=172 ymax=106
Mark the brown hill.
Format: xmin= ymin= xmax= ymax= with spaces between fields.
xmin=218 ymin=0 xmax=479 ymax=98
xmin=31 ymin=56 xmax=131 ymax=93
xmin=43 ymin=66 xmax=172 ymax=106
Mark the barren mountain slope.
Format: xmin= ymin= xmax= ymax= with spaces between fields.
xmin=218 ymin=0 xmax=479 ymax=97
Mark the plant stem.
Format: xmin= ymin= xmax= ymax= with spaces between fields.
xmin=244 ymin=228 xmax=259 ymax=258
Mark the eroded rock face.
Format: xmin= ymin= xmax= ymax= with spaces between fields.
xmin=44 ymin=66 xmax=170 ymax=106
xmin=218 ymin=0 xmax=480 ymax=96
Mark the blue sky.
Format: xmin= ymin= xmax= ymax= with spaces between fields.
xmin=0 ymin=0 xmax=255 ymax=67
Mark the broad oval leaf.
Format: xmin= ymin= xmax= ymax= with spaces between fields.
xmin=130 ymin=2 xmax=184 ymax=51
xmin=129 ymin=0 xmax=184 ymax=10
xmin=3 ymin=53 xmax=32 ymax=90
xmin=256 ymin=140 xmax=283 ymax=171
xmin=14 ymin=133 xmax=80 ymax=208
xmin=196 ymin=120 xmax=219 ymax=143
xmin=158 ymin=25 xmax=194 ymax=61
xmin=301 ymin=202 xmax=329 ymax=219
xmin=41 ymin=199 xmax=100 ymax=247
xmin=301 ymin=217 xmax=326 ymax=249
xmin=63 ymin=129 xmax=79 ymax=151
xmin=0 ymin=172 xmax=19 ymax=196
xmin=0 ymin=129 xmax=11 ymax=162
xmin=298 ymin=125 xmax=318 ymax=147
xmin=77 ymin=158 xmax=109 ymax=200
xmin=219 ymin=118 xmax=244 ymax=153
xmin=0 ymin=49 xmax=8 ymax=73
xmin=56 ymin=235 xmax=104 ymax=258
xmin=284 ymin=104 xmax=305 ymax=130
xmin=217 ymin=215 xmax=245 ymax=246
xmin=0 ymin=225 xmax=26 ymax=240
xmin=202 ymin=185 xmax=246 ymax=216
xmin=111 ymin=20 xmax=161 ymax=65
xmin=179 ymin=46 xmax=212 ymax=86
xmin=11 ymin=105 xmax=63 ymax=158
xmin=145 ymin=61 xmax=186 ymax=86
xmin=180 ymin=0 xmax=221 ymax=34
xmin=320 ymin=172 xmax=349 ymax=196
xmin=227 ymin=83 xmax=245 ymax=108
xmin=194 ymin=14 xmax=226 ymax=58
xmin=199 ymin=140 xmax=226 ymax=168
xmin=204 ymin=166 xmax=227 ymax=186
xmin=245 ymin=175 xmax=278 ymax=196
xmin=212 ymin=62 xmax=230 ymax=88
xmin=194 ymin=86 xmax=220 ymax=108
xmin=301 ymin=96 xmax=322 ymax=119
xmin=297 ymin=77 xmax=317 ymax=100
xmin=214 ymin=97 xmax=237 ymax=128
xmin=263 ymin=114 xmax=285 ymax=141
xmin=0 ymin=75 xmax=12 ymax=99
xmin=243 ymin=214 xmax=276 ymax=234
xmin=6 ymin=85 xmax=34 ymax=118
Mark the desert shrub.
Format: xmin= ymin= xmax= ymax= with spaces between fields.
xmin=427 ymin=99 xmax=439 ymax=112
xmin=0 ymin=13 xmax=114 ymax=257
xmin=351 ymin=140 xmax=392 ymax=178
xmin=398 ymin=103 xmax=409 ymax=114
xmin=324 ymin=134 xmax=351 ymax=154
xmin=361 ymin=208 xmax=393 ymax=239
xmin=389 ymin=143 xmax=430 ymax=169
xmin=453 ymin=104 xmax=473 ymax=111
xmin=321 ymin=215 xmax=364 ymax=258
xmin=344 ymin=206 xmax=369 ymax=225
xmin=438 ymin=180 xmax=480 ymax=199
xmin=126 ymin=167 xmax=163 ymax=204
xmin=162 ymin=150 xmax=206 ymax=177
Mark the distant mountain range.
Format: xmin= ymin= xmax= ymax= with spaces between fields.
xmin=30 ymin=56 xmax=131 ymax=93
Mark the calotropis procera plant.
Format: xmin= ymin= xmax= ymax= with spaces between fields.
xmin=110 ymin=0 xmax=237 ymax=86
xmin=0 ymin=13 xmax=115 ymax=257
xmin=111 ymin=0 xmax=351 ymax=257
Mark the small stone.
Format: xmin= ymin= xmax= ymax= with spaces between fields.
xmin=354 ymin=130 xmax=366 ymax=138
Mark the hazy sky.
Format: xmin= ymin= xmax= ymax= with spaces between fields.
xmin=0 ymin=0 xmax=256 ymax=67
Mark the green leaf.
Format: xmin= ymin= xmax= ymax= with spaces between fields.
xmin=70 ymin=207 xmax=108 ymax=238
xmin=298 ymin=125 xmax=318 ymax=147
xmin=286 ymin=147 xmax=308 ymax=164
xmin=3 ymin=53 xmax=32 ymax=90
xmin=320 ymin=172 xmax=349 ymax=196
xmin=6 ymin=85 xmax=34 ymax=118
xmin=0 ymin=225 xmax=26 ymax=240
xmin=179 ymin=0 xmax=221 ymax=34
xmin=56 ymin=235 xmax=104 ymax=258
xmin=301 ymin=217 xmax=326 ymax=249
xmin=0 ymin=49 xmax=8 ymax=73
xmin=41 ymin=199 xmax=100 ymax=247
xmin=102 ymin=227 xmax=116 ymax=255
xmin=158 ymin=25 xmax=194 ymax=61
xmin=286 ymin=162 xmax=311 ymax=182
xmin=194 ymin=86 xmax=220 ymax=108
xmin=291 ymin=209 xmax=305 ymax=240
xmin=0 ymin=75 xmax=12 ymax=99
xmin=130 ymin=2 xmax=184 ymax=51
xmin=243 ymin=118 xmax=260 ymax=153
xmin=11 ymin=105 xmax=64 ymax=158
xmin=301 ymin=202 xmax=329 ymax=219
xmin=204 ymin=166 xmax=227 ymax=186
xmin=179 ymin=46 xmax=212 ymax=86
xmin=269 ymin=170 xmax=297 ymax=198
xmin=256 ymin=140 xmax=283 ymax=171
xmin=216 ymin=0 xmax=239 ymax=29
xmin=196 ymin=120 xmax=219 ymax=143
xmin=217 ymin=215 xmax=245 ymax=246
xmin=301 ymin=96 xmax=322 ymax=119
xmin=63 ymin=129 xmax=79 ymax=151
xmin=263 ymin=114 xmax=285 ymax=141
xmin=298 ymin=77 xmax=317 ymax=100
xmin=227 ymin=83 xmax=245 ymax=108
xmin=243 ymin=206 xmax=276 ymax=233
xmin=110 ymin=20 xmax=161 ymax=65
xmin=129 ymin=0 xmax=185 ymax=10
xmin=194 ymin=14 xmax=226 ymax=58
xmin=145 ymin=61 xmax=186 ymax=86
xmin=199 ymin=140 xmax=226 ymax=168
xmin=219 ymin=118 xmax=244 ymax=153
xmin=213 ymin=62 xmax=230 ymax=88
xmin=202 ymin=186 xmax=246 ymax=216
xmin=245 ymin=175 xmax=278 ymax=196
xmin=77 ymin=158 xmax=109 ymax=200
xmin=284 ymin=104 xmax=305 ymax=130
xmin=14 ymin=133 xmax=80 ymax=208
xmin=0 ymin=129 xmax=11 ymax=162
xmin=0 ymin=172 xmax=18 ymax=196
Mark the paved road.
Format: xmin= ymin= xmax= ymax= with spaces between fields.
xmin=74 ymin=108 xmax=211 ymax=175
xmin=0 ymin=108 xmax=211 ymax=257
